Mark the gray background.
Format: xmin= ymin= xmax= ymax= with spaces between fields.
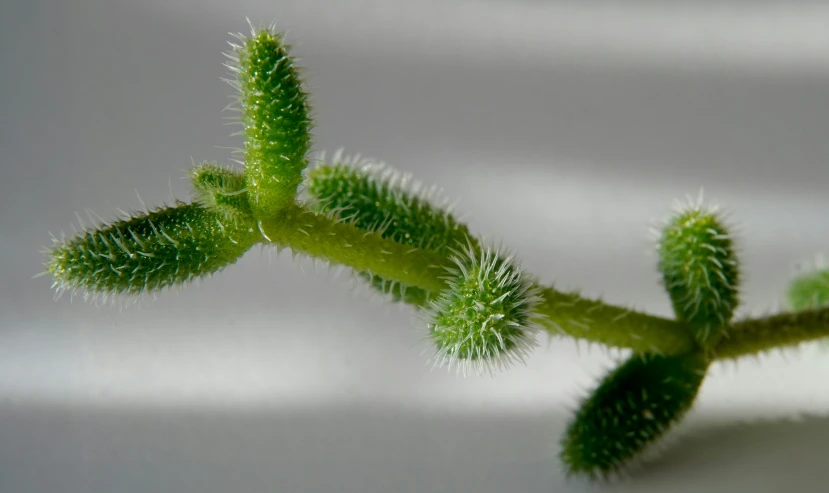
xmin=3 ymin=0 xmax=829 ymax=491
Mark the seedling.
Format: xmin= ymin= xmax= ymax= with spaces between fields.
xmin=44 ymin=21 xmax=829 ymax=479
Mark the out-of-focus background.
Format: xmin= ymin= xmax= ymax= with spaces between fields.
xmin=2 ymin=1 xmax=829 ymax=491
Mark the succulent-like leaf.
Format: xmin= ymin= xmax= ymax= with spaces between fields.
xmin=46 ymin=202 xmax=261 ymax=299
xmin=658 ymin=200 xmax=739 ymax=348
xmin=228 ymin=24 xmax=312 ymax=216
xmin=561 ymin=351 xmax=708 ymax=478
xmin=787 ymin=268 xmax=829 ymax=311
xmin=306 ymin=158 xmax=475 ymax=306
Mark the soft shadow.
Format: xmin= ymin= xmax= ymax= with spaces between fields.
xmin=624 ymin=412 xmax=829 ymax=490
xmin=3 ymin=402 xmax=829 ymax=493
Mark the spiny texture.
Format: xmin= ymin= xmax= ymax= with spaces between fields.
xmin=787 ymin=268 xmax=829 ymax=311
xmin=561 ymin=352 xmax=708 ymax=478
xmin=658 ymin=202 xmax=739 ymax=348
xmin=427 ymin=245 xmax=541 ymax=374
xmin=715 ymin=306 xmax=829 ymax=358
xmin=46 ymin=203 xmax=261 ymax=299
xmin=229 ymin=25 xmax=311 ymax=217
xmin=190 ymin=162 xmax=251 ymax=219
xmin=306 ymin=158 xmax=475 ymax=306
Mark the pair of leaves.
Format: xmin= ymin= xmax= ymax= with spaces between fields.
xmin=48 ymin=25 xmax=311 ymax=298
xmin=561 ymin=202 xmax=739 ymax=477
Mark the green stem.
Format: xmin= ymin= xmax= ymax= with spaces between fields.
xmin=257 ymin=204 xmax=694 ymax=353
xmin=536 ymin=288 xmax=696 ymax=355
xmin=255 ymin=204 xmax=829 ymax=360
xmin=714 ymin=307 xmax=829 ymax=359
xmin=258 ymin=204 xmax=451 ymax=292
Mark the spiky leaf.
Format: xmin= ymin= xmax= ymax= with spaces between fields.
xmin=306 ymin=161 xmax=475 ymax=306
xmin=658 ymin=203 xmax=739 ymax=347
xmin=561 ymin=352 xmax=708 ymax=478
xmin=232 ymin=26 xmax=311 ymax=216
xmin=47 ymin=203 xmax=260 ymax=298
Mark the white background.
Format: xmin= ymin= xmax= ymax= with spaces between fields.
xmin=2 ymin=1 xmax=829 ymax=491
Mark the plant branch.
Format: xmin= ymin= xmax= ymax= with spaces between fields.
xmin=714 ymin=306 xmax=829 ymax=359
xmin=256 ymin=204 xmax=696 ymax=354
xmin=536 ymin=288 xmax=696 ymax=354
xmin=257 ymin=204 xmax=452 ymax=292
xmin=257 ymin=204 xmax=829 ymax=359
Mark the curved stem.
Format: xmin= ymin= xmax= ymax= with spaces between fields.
xmin=255 ymin=204 xmax=829 ymax=360
xmin=257 ymin=204 xmax=451 ymax=292
xmin=257 ymin=203 xmax=693 ymax=353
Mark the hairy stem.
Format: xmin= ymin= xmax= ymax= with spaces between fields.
xmin=258 ymin=204 xmax=451 ymax=292
xmin=255 ymin=204 xmax=829 ymax=360
xmin=714 ymin=307 xmax=829 ymax=359
xmin=537 ymin=288 xmax=696 ymax=355
xmin=256 ymin=204 xmax=693 ymax=353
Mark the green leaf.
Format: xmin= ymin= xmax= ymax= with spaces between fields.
xmin=427 ymin=244 xmax=541 ymax=374
xmin=306 ymin=160 xmax=475 ymax=306
xmin=47 ymin=202 xmax=260 ymax=299
xmin=561 ymin=351 xmax=708 ymax=478
xmin=658 ymin=200 xmax=740 ymax=348
xmin=230 ymin=25 xmax=312 ymax=216
xmin=787 ymin=267 xmax=829 ymax=311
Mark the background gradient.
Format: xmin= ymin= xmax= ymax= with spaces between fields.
xmin=2 ymin=1 xmax=829 ymax=491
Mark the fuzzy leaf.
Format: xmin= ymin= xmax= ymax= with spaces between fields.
xmin=561 ymin=351 xmax=708 ymax=478
xmin=306 ymin=161 xmax=475 ymax=306
xmin=232 ymin=26 xmax=312 ymax=216
xmin=47 ymin=202 xmax=260 ymax=298
xmin=658 ymin=203 xmax=740 ymax=348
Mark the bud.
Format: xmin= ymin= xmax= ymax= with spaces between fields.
xmin=190 ymin=162 xmax=251 ymax=219
xmin=427 ymin=244 xmax=541 ymax=374
xmin=787 ymin=264 xmax=829 ymax=311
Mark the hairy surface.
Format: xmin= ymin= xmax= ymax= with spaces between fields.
xmin=306 ymin=157 xmax=475 ymax=306
xmin=47 ymin=203 xmax=260 ymax=300
xmin=658 ymin=200 xmax=739 ymax=348
xmin=561 ymin=352 xmax=708 ymax=478
xmin=228 ymin=24 xmax=312 ymax=217
xmin=190 ymin=162 xmax=251 ymax=219
xmin=427 ymin=244 xmax=542 ymax=374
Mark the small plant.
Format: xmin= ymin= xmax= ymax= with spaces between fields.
xmin=44 ymin=21 xmax=829 ymax=479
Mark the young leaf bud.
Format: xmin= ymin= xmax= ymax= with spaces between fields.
xmin=426 ymin=244 xmax=541 ymax=374
xmin=561 ymin=351 xmax=708 ymax=478
xmin=46 ymin=202 xmax=261 ymax=300
xmin=657 ymin=199 xmax=740 ymax=348
xmin=190 ymin=162 xmax=252 ymax=219
xmin=228 ymin=23 xmax=312 ymax=216
xmin=787 ymin=266 xmax=829 ymax=311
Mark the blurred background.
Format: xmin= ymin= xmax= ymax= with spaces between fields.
xmin=2 ymin=1 xmax=829 ymax=491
